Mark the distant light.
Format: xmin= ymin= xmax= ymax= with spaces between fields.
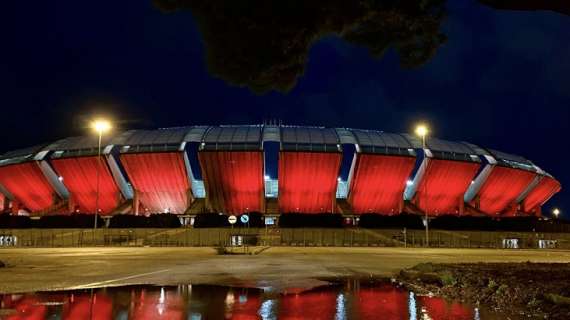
xmin=58 ymin=176 xmax=64 ymax=182
xmin=415 ymin=124 xmax=429 ymax=138
xmin=553 ymin=208 xmax=561 ymax=218
xmin=264 ymin=175 xmax=270 ymax=181
xmin=91 ymin=119 xmax=111 ymax=134
xmin=406 ymin=180 xmax=413 ymax=186
xmin=337 ymin=177 xmax=342 ymax=182
xmin=471 ymin=180 xmax=475 ymax=184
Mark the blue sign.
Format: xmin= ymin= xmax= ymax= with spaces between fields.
xmin=240 ymin=214 xmax=249 ymax=224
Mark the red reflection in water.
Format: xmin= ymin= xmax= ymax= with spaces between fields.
xmin=129 ymin=288 xmax=185 ymax=320
xmin=62 ymin=293 xmax=112 ymax=320
xmin=279 ymin=290 xmax=336 ymax=320
xmin=419 ymin=296 xmax=474 ymax=320
xmin=225 ymin=292 xmax=261 ymax=320
xmin=2 ymin=296 xmax=47 ymax=320
xmin=357 ymin=284 xmax=409 ymax=319
xmin=0 ymin=284 xmax=482 ymax=320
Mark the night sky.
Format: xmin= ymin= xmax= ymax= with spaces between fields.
xmin=2 ymin=1 xmax=569 ymax=217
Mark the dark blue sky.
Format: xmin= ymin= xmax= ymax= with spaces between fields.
xmin=2 ymin=1 xmax=569 ymax=216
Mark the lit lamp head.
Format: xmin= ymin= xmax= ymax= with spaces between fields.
xmin=92 ymin=119 xmax=111 ymax=134
xmin=553 ymin=208 xmax=561 ymax=218
xmin=415 ymin=124 xmax=429 ymax=138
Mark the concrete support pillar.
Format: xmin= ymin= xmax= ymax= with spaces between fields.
xmin=1 ymin=196 xmax=8 ymax=213
xmin=535 ymin=206 xmax=542 ymax=217
xmin=133 ymin=190 xmax=140 ymax=216
xmin=11 ymin=201 xmax=20 ymax=215
xmin=68 ymin=197 xmax=76 ymax=213
xmin=186 ymin=188 xmax=193 ymax=214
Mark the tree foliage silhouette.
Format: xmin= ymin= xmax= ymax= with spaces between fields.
xmin=153 ymin=0 xmax=447 ymax=93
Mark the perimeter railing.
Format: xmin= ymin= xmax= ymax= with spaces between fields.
xmin=1 ymin=228 xmax=570 ymax=249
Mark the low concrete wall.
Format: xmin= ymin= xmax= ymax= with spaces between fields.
xmin=1 ymin=228 xmax=569 ymax=249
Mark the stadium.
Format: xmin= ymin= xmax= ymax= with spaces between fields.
xmin=0 ymin=124 xmax=562 ymax=229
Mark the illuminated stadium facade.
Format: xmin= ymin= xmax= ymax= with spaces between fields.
xmin=0 ymin=125 xmax=561 ymax=218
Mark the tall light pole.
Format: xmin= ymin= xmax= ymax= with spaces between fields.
xmin=553 ymin=208 xmax=561 ymax=219
xmin=91 ymin=119 xmax=111 ymax=230
xmin=415 ymin=124 xmax=429 ymax=247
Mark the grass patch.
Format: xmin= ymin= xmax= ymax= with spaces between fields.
xmin=439 ymin=272 xmax=457 ymax=286
xmin=545 ymin=294 xmax=570 ymax=306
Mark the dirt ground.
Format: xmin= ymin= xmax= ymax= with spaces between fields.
xmin=1 ymin=247 xmax=570 ymax=294
xmin=398 ymin=262 xmax=570 ymax=319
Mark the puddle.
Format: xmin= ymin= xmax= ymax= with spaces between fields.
xmin=0 ymin=280 xmax=502 ymax=319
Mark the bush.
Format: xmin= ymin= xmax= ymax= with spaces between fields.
xmin=193 ymin=213 xmax=231 ymax=228
xmin=359 ymin=213 xmax=424 ymax=229
xmin=35 ymin=214 xmax=104 ymax=228
xmin=0 ymin=214 xmax=32 ymax=228
xmin=109 ymin=214 xmax=182 ymax=228
xmin=278 ymin=213 xmax=343 ymax=228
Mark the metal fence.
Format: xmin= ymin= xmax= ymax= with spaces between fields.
xmin=1 ymin=228 xmax=570 ymax=249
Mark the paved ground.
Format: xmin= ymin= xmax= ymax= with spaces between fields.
xmin=1 ymin=247 xmax=570 ymax=293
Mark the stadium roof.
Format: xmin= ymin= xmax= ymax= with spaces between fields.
xmin=0 ymin=124 xmax=560 ymax=216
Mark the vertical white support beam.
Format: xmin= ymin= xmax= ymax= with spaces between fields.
xmin=104 ymin=146 xmax=133 ymax=200
xmin=0 ymin=183 xmax=14 ymax=201
xmin=34 ymin=151 xmax=69 ymax=199
xmin=404 ymin=149 xmax=432 ymax=201
xmin=343 ymin=151 xmax=358 ymax=199
xmin=515 ymin=165 xmax=545 ymax=204
xmin=464 ymin=155 xmax=497 ymax=203
xmin=182 ymin=148 xmax=201 ymax=198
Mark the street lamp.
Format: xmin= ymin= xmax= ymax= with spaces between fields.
xmin=553 ymin=208 xmax=561 ymax=219
xmin=415 ymin=124 xmax=429 ymax=148
xmin=415 ymin=123 xmax=429 ymax=247
xmin=91 ymin=119 xmax=111 ymax=230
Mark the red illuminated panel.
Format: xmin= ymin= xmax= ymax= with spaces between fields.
xmin=121 ymin=152 xmax=191 ymax=214
xmin=278 ymin=152 xmax=341 ymax=213
xmin=279 ymin=291 xmax=336 ymax=320
xmin=357 ymin=285 xmax=408 ymax=319
xmin=522 ymin=176 xmax=561 ymax=214
xmin=415 ymin=159 xmax=480 ymax=216
xmin=418 ymin=297 xmax=473 ymax=320
xmin=51 ymin=156 xmax=121 ymax=214
xmin=0 ymin=162 xmax=57 ymax=212
xmin=63 ymin=294 xmax=112 ymax=320
xmin=199 ymin=151 xmax=264 ymax=214
xmin=349 ymin=154 xmax=415 ymax=214
xmin=476 ymin=166 xmax=536 ymax=215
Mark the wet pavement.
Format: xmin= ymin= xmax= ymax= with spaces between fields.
xmin=1 ymin=247 xmax=570 ymax=294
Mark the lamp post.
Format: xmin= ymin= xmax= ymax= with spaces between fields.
xmin=91 ymin=119 xmax=111 ymax=230
xmin=415 ymin=124 xmax=429 ymax=247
